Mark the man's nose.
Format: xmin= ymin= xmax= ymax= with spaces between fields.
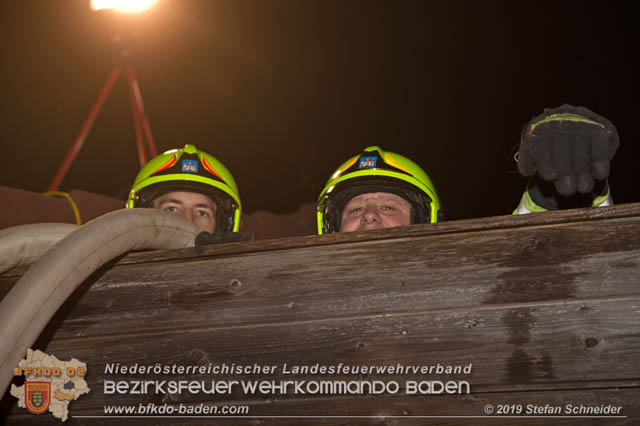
xmin=361 ymin=206 xmax=379 ymax=223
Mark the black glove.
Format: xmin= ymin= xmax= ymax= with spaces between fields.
xmin=195 ymin=231 xmax=253 ymax=247
xmin=517 ymin=104 xmax=619 ymax=196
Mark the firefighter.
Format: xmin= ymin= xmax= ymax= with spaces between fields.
xmin=127 ymin=144 xmax=241 ymax=234
xmin=318 ymin=105 xmax=619 ymax=233
xmin=316 ymin=145 xmax=441 ymax=234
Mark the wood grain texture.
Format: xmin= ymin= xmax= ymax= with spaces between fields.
xmin=2 ymin=203 xmax=640 ymax=424
xmin=5 ymin=296 xmax=633 ymax=410
xmin=4 ymin=388 xmax=639 ymax=425
xmin=3 ymin=214 xmax=639 ymax=341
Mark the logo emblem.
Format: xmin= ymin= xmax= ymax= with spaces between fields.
xmin=25 ymin=382 xmax=51 ymax=415
xmin=12 ymin=349 xmax=90 ymax=421
xmin=358 ymin=156 xmax=377 ymax=169
xmin=181 ymin=159 xmax=199 ymax=173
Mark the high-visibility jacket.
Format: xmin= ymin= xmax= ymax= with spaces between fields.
xmin=513 ymin=182 xmax=612 ymax=215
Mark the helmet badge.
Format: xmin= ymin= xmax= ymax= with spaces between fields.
xmin=181 ymin=159 xmax=199 ymax=173
xmin=358 ymin=156 xmax=377 ymax=169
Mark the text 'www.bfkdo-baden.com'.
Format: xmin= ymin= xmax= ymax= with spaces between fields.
xmin=103 ymin=403 xmax=249 ymax=416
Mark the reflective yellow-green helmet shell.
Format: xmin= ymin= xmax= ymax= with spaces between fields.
xmin=127 ymin=144 xmax=241 ymax=232
xmin=317 ymin=146 xmax=441 ymax=234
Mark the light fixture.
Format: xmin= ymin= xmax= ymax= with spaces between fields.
xmin=91 ymin=0 xmax=158 ymax=14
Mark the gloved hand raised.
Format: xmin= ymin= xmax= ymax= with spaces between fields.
xmin=517 ymin=105 xmax=619 ymax=196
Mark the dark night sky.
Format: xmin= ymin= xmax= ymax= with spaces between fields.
xmin=1 ymin=1 xmax=638 ymax=220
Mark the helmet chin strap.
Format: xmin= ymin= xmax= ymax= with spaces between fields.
xmin=410 ymin=205 xmax=423 ymax=225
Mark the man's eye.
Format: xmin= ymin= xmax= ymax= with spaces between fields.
xmin=349 ymin=207 xmax=362 ymax=214
xmin=164 ymin=206 xmax=178 ymax=213
xmin=381 ymin=205 xmax=394 ymax=211
xmin=196 ymin=210 xmax=210 ymax=218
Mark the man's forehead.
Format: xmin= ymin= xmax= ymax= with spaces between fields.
xmin=346 ymin=192 xmax=409 ymax=204
xmin=154 ymin=191 xmax=216 ymax=207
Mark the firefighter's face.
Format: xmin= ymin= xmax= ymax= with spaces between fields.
xmin=340 ymin=192 xmax=411 ymax=232
xmin=152 ymin=191 xmax=217 ymax=233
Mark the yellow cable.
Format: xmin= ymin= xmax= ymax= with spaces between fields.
xmin=43 ymin=191 xmax=82 ymax=225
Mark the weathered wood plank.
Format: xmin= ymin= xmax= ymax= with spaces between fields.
xmin=7 ymin=214 xmax=639 ymax=341
xmin=4 ymin=387 xmax=639 ymax=425
xmin=106 ymin=202 xmax=640 ymax=266
xmin=2 ymin=203 xmax=640 ymax=280
xmin=2 ymin=203 xmax=640 ymax=424
xmin=1 ymin=296 xmax=635 ymax=413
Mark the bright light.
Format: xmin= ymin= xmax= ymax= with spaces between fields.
xmin=92 ymin=0 xmax=158 ymax=14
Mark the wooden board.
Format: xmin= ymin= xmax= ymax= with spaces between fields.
xmin=2 ymin=203 xmax=640 ymax=424
xmin=2 ymin=214 xmax=640 ymax=342
xmin=4 ymin=388 xmax=639 ymax=425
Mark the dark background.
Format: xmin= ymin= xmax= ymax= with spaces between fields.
xmin=1 ymin=0 xmax=637 ymax=220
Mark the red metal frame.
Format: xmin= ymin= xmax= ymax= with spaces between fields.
xmin=126 ymin=64 xmax=158 ymax=159
xmin=48 ymin=66 xmax=121 ymax=192
xmin=125 ymin=64 xmax=148 ymax=167
xmin=48 ymin=63 xmax=157 ymax=191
